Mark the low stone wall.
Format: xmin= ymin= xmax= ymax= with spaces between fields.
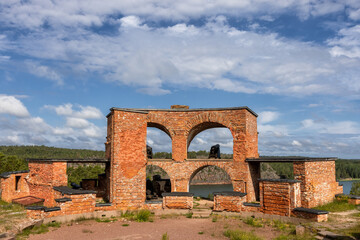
xmin=260 ymin=179 xmax=301 ymax=217
xmin=0 ymin=171 xmax=30 ymax=202
xmin=292 ymin=208 xmax=328 ymax=222
xmin=162 ymin=192 xmax=193 ymax=209
xmin=213 ymin=192 xmax=247 ymax=212
xmin=348 ymin=196 xmax=360 ymax=205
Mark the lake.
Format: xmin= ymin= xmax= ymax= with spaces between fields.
xmin=339 ymin=180 xmax=359 ymax=195
xmin=189 ymin=184 xmax=233 ymax=198
xmin=189 ymin=181 xmax=357 ymax=198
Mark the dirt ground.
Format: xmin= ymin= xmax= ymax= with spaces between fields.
xmin=28 ymin=215 xmax=282 ymax=240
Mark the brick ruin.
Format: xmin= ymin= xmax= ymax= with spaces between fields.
xmin=0 ymin=106 xmax=344 ymax=222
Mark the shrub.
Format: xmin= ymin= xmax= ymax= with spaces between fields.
xmin=162 ymin=232 xmax=169 ymax=240
xmin=350 ymin=182 xmax=360 ymax=195
xmin=314 ymin=199 xmax=356 ymax=212
xmin=244 ymin=217 xmax=263 ymax=227
xmin=135 ymin=209 xmax=151 ymax=222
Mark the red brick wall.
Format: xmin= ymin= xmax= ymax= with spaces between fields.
xmin=213 ymin=195 xmax=247 ymax=212
xmin=107 ymin=108 xmax=259 ymax=207
xmin=260 ymin=180 xmax=301 ymax=216
xmin=294 ymin=161 xmax=342 ymax=208
xmin=162 ymin=196 xmax=193 ymax=209
xmin=0 ymin=173 xmax=30 ymax=202
xmin=27 ymin=161 xmax=67 ymax=206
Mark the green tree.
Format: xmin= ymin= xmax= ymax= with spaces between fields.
xmin=350 ymin=182 xmax=360 ymax=195
xmin=0 ymin=152 xmax=28 ymax=174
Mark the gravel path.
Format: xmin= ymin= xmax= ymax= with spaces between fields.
xmin=28 ymin=216 xmax=280 ymax=240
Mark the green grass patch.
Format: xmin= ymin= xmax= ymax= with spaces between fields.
xmin=185 ymin=212 xmax=193 ymax=218
xmin=162 ymin=232 xmax=169 ymax=240
xmin=212 ymin=215 xmax=218 ymax=222
xmin=122 ymin=223 xmax=129 ymax=227
xmin=342 ymin=223 xmax=360 ymax=239
xmin=95 ymin=217 xmax=117 ymax=223
xmin=243 ymin=217 xmax=264 ymax=227
xmin=314 ymin=199 xmax=356 ymax=212
xmin=198 ymin=231 xmax=204 ymax=234
xmin=17 ymin=222 xmax=61 ymax=239
xmin=224 ymin=229 xmax=263 ymax=240
xmin=135 ymin=209 xmax=152 ymax=222
xmin=274 ymin=234 xmax=315 ymax=240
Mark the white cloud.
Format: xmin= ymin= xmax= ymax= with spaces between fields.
xmin=292 ymin=140 xmax=302 ymax=147
xmin=66 ymin=117 xmax=90 ymax=128
xmin=258 ymin=111 xmax=280 ymax=124
xmin=301 ymin=119 xmax=360 ymax=134
xmin=45 ymin=104 xmax=103 ymax=119
xmin=26 ymin=61 xmax=64 ymax=85
xmin=0 ymin=95 xmax=30 ymax=117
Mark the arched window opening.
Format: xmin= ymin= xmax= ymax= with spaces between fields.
xmin=147 ymin=124 xmax=172 ymax=159
xmin=187 ymin=127 xmax=233 ymax=159
xmin=189 ymin=165 xmax=233 ymax=199
xmin=146 ymin=165 xmax=171 ymax=201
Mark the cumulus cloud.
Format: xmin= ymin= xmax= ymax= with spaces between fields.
xmin=258 ymin=111 xmax=280 ymax=124
xmin=25 ymin=61 xmax=64 ymax=85
xmin=0 ymin=95 xmax=30 ymax=117
xmin=44 ymin=104 xmax=103 ymax=119
xmin=301 ymin=119 xmax=360 ymax=134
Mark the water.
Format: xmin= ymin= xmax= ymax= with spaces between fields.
xmin=189 ymin=184 xmax=233 ymax=198
xmin=339 ymin=180 xmax=359 ymax=195
xmin=189 ymin=181 xmax=357 ymax=198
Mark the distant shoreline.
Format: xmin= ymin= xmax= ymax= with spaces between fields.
xmin=190 ymin=181 xmax=232 ymax=186
xmin=339 ymin=178 xmax=360 ymax=182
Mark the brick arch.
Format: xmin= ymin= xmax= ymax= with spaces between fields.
xmin=185 ymin=162 xmax=235 ymax=191
xmin=147 ymin=122 xmax=172 ymax=139
xmin=185 ymin=112 xmax=235 ymax=147
xmin=146 ymin=162 xmax=176 ymax=192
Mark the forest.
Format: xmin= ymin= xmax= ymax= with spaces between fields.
xmin=0 ymin=146 xmax=360 ymax=183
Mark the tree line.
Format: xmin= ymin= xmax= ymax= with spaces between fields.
xmin=0 ymin=146 xmax=359 ymax=181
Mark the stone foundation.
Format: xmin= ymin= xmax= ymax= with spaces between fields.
xmin=162 ymin=192 xmax=193 ymax=209
xmin=213 ymin=192 xmax=247 ymax=212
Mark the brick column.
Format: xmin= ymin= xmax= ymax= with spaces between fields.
xmin=172 ymin=130 xmax=187 ymax=162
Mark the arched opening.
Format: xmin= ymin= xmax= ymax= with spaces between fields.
xmin=147 ymin=123 xmax=172 ymax=159
xmin=189 ymin=165 xmax=233 ymax=199
xmin=146 ymin=165 xmax=171 ymax=201
xmin=187 ymin=123 xmax=233 ymax=159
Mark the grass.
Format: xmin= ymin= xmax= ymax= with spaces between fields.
xmin=95 ymin=217 xmax=117 ymax=223
xmin=185 ymin=212 xmax=193 ymax=218
xmin=343 ymin=223 xmax=360 ymax=239
xmin=243 ymin=217 xmax=264 ymax=227
xmin=212 ymin=215 xmax=218 ymax=222
xmin=17 ymin=222 xmax=61 ymax=239
xmin=314 ymin=199 xmax=356 ymax=212
xmin=224 ymin=229 xmax=263 ymax=240
xmin=135 ymin=209 xmax=152 ymax=222
xmin=274 ymin=234 xmax=315 ymax=240
xmin=122 ymin=223 xmax=129 ymax=227
xmin=162 ymin=232 xmax=169 ymax=240
xmin=82 ymin=229 xmax=93 ymax=233
xmin=198 ymin=231 xmax=204 ymax=234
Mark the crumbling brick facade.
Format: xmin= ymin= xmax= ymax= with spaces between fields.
xmin=106 ymin=107 xmax=259 ymax=208
xmin=0 ymin=106 xmax=344 ymax=222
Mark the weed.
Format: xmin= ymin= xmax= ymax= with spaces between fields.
xmin=46 ymin=221 xmax=61 ymax=228
xmin=198 ymin=231 xmax=204 ymax=234
xmin=314 ymin=199 xmax=356 ymax=212
xmin=212 ymin=215 xmax=218 ymax=222
xmin=162 ymin=232 xmax=169 ymax=240
xmin=135 ymin=209 xmax=151 ymax=222
xmin=82 ymin=229 xmax=93 ymax=233
xmin=223 ymin=229 xmax=263 ymax=240
xmin=244 ymin=217 xmax=263 ymax=227
xmin=122 ymin=223 xmax=129 ymax=227
xmin=274 ymin=234 xmax=315 ymax=240
xmin=121 ymin=210 xmax=135 ymax=219
xmin=185 ymin=212 xmax=193 ymax=218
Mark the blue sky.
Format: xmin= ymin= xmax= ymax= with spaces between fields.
xmin=0 ymin=0 xmax=360 ymax=158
